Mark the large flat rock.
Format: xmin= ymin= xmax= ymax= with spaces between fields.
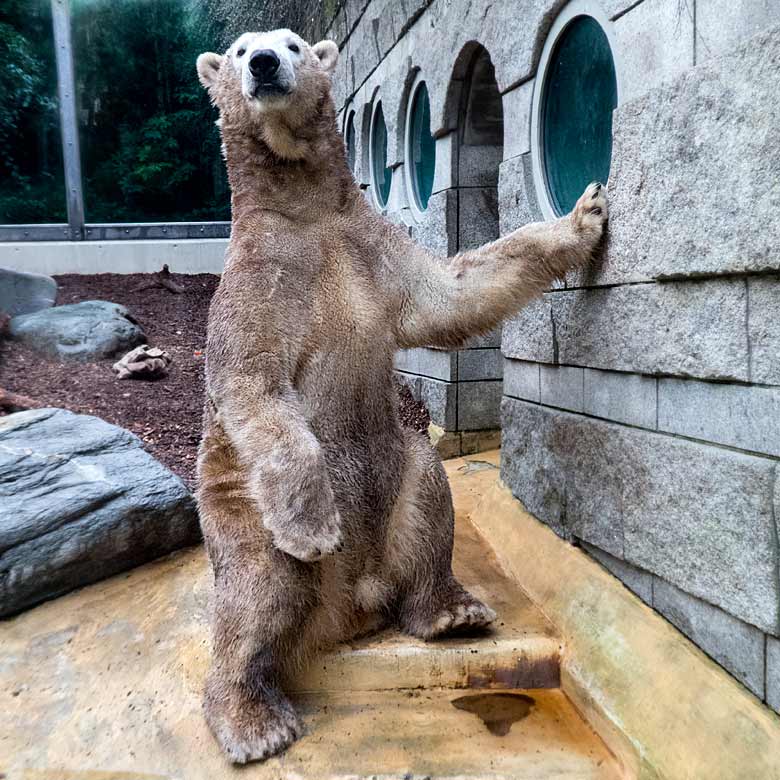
xmin=0 ymin=408 xmax=200 ymax=616
xmin=0 ymin=267 xmax=57 ymax=317
xmin=9 ymin=299 xmax=146 ymax=361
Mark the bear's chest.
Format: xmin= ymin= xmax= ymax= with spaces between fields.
xmin=295 ymin=272 xmax=396 ymax=418
xmin=310 ymin=258 xmax=391 ymax=352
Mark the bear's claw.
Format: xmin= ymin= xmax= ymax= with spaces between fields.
xmin=415 ymin=594 xmax=497 ymax=640
xmin=572 ymin=181 xmax=608 ymax=237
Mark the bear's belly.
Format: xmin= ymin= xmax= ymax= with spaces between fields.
xmin=296 ymin=347 xmax=406 ymax=521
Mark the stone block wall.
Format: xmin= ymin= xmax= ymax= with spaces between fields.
xmin=498 ymin=14 xmax=780 ymax=711
xmin=326 ymin=0 xmax=780 ymax=709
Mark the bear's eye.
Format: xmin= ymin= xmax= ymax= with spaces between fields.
xmin=236 ymin=48 xmax=245 ymax=57
xmin=288 ymin=43 xmax=300 ymax=53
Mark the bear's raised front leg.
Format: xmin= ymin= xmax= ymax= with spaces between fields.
xmin=387 ymin=182 xmax=608 ymax=350
xmin=223 ymin=393 xmax=342 ymax=562
xmin=197 ymin=423 xmax=322 ymax=763
xmin=385 ymin=430 xmax=496 ymax=639
xmin=206 ymin=341 xmax=343 ymax=562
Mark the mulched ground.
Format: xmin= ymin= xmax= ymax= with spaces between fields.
xmin=0 ymin=272 xmax=429 ymax=489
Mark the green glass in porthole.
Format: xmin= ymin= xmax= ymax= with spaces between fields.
xmin=372 ymin=104 xmax=392 ymax=208
xmin=409 ymin=83 xmax=435 ymax=211
xmin=541 ymin=15 xmax=617 ymax=216
xmin=345 ymin=113 xmax=356 ymax=174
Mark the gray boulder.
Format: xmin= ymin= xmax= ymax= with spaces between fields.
xmin=0 ymin=267 xmax=57 ymax=317
xmin=9 ymin=300 xmax=145 ymax=361
xmin=0 ymin=408 xmax=200 ymax=617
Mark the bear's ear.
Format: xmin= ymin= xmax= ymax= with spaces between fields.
xmin=197 ymin=52 xmax=223 ymax=89
xmin=312 ymin=40 xmax=339 ymax=74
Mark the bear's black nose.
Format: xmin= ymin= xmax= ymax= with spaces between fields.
xmin=249 ymin=49 xmax=280 ymax=80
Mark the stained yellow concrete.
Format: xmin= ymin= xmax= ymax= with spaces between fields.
xmin=467 ymin=461 xmax=780 ymax=780
xmin=5 ymin=689 xmax=621 ymax=780
xmin=9 ymin=448 xmax=777 ymax=778
xmin=0 ymin=450 xmax=622 ymax=778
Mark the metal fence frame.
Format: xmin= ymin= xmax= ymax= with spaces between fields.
xmin=0 ymin=0 xmax=231 ymax=244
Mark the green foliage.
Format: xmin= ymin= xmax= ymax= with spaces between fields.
xmin=0 ymin=0 xmax=341 ymax=225
xmin=200 ymin=0 xmax=337 ymax=50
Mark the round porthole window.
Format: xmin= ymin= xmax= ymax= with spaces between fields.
xmin=532 ymin=6 xmax=618 ymax=218
xmin=405 ymin=79 xmax=436 ymax=214
xmin=370 ymin=101 xmax=392 ymax=210
xmin=345 ymin=109 xmax=356 ymax=175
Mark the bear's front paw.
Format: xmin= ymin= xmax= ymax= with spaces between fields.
xmin=267 ymin=510 xmax=343 ymax=562
xmin=571 ymin=181 xmax=608 ymax=239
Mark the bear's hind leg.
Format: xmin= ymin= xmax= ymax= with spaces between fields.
xmin=387 ymin=432 xmax=496 ymax=640
xmin=203 ymin=549 xmax=315 ymax=763
xmin=198 ymin=430 xmax=321 ymax=764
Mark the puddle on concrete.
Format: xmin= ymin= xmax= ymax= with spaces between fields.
xmin=451 ymin=692 xmax=535 ymax=736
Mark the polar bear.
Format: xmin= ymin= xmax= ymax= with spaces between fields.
xmin=195 ymin=29 xmax=607 ymax=764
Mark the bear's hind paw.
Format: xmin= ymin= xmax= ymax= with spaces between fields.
xmin=207 ymin=693 xmax=301 ymax=764
xmin=409 ymin=593 xmax=497 ymax=640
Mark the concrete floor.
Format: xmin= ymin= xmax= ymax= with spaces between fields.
xmin=0 ymin=452 xmax=622 ymax=778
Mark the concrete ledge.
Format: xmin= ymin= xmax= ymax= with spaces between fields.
xmin=428 ymin=425 xmax=501 ymax=459
xmin=469 ymin=474 xmax=780 ymax=780
xmin=0 ymin=239 xmax=228 ymax=276
xmin=293 ymin=633 xmax=559 ymax=693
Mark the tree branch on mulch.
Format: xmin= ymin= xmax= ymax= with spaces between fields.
xmin=131 ymin=264 xmax=184 ymax=294
xmin=0 ymin=387 xmax=41 ymax=413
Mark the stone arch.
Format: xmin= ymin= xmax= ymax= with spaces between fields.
xmin=393 ymin=62 xmax=422 ymax=164
xmin=447 ymin=43 xmax=505 ymax=252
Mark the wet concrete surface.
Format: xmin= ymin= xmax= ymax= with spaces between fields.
xmin=451 ymin=691 xmax=535 ymax=736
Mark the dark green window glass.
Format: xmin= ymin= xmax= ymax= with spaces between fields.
xmin=371 ymin=103 xmax=391 ymax=208
xmin=72 ymin=0 xmax=229 ymax=222
xmin=0 ymin=0 xmax=65 ymax=223
xmin=409 ymin=82 xmax=435 ymax=211
xmin=541 ymin=16 xmax=617 ymax=216
xmin=345 ymin=111 xmax=356 ymax=174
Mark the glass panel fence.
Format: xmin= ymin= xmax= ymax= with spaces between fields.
xmin=71 ymin=0 xmax=229 ymax=222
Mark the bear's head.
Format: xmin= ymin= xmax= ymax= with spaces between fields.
xmin=197 ymin=30 xmax=339 ymax=160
